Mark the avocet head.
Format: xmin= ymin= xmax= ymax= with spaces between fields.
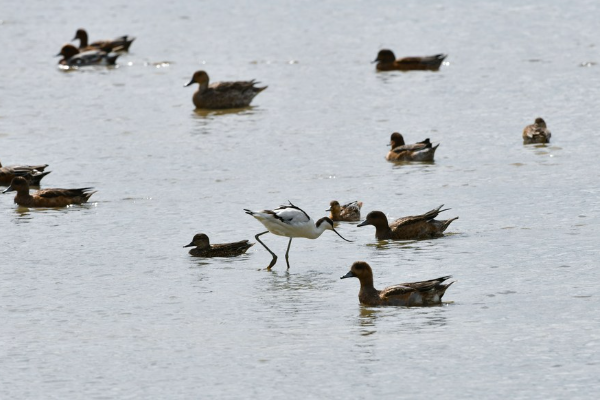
xmin=316 ymin=217 xmax=352 ymax=242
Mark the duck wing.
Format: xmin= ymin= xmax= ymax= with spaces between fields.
xmin=210 ymin=80 xmax=264 ymax=93
xmin=391 ymin=139 xmax=431 ymax=153
xmin=38 ymin=188 xmax=95 ymax=198
xmin=381 ymin=275 xmax=453 ymax=298
xmin=390 ymin=205 xmax=448 ymax=229
xmin=211 ymin=240 xmax=253 ymax=251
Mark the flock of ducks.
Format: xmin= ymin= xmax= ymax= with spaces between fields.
xmin=2 ymin=31 xmax=555 ymax=308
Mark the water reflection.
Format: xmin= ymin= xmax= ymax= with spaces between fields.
xmin=355 ymin=305 xmax=450 ymax=336
xmin=191 ymin=106 xmax=259 ymax=119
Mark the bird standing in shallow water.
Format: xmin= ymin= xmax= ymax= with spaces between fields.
xmin=522 ymin=117 xmax=551 ymax=144
xmin=244 ymin=202 xmax=352 ymax=270
xmin=341 ymin=261 xmax=454 ymax=306
xmin=358 ymin=205 xmax=458 ymax=240
xmin=185 ymin=70 xmax=267 ymax=109
xmin=184 ymin=233 xmax=254 ymax=257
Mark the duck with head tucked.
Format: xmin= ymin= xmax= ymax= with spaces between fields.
xmin=386 ymin=132 xmax=439 ymax=162
xmin=0 ymin=160 xmax=50 ymax=185
xmin=185 ymin=70 xmax=267 ymax=109
xmin=184 ymin=233 xmax=254 ymax=257
xmin=373 ymin=49 xmax=447 ymax=71
xmin=3 ymin=176 xmax=96 ymax=207
xmin=57 ymin=44 xmax=119 ymax=67
xmin=523 ymin=117 xmax=551 ymax=144
xmin=341 ymin=261 xmax=454 ymax=307
xmin=327 ymin=200 xmax=363 ymax=222
xmin=358 ymin=205 xmax=458 ymax=240
xmin=72 ymin=29 xmax=135 ymax=52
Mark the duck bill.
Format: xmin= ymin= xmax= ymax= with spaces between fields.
xmin=371 ymin=59 xmax=378 ymax=63
xmin=325 ymin=208 xmax=331 ymax=211
xmin=2 ymin=185 xmax=15 ymax=193
xmin=332 ymin=227 xmax=352 ymax=242
xmin=357 ymin=220 xmax=369 ymax=227
xmin=340 ymin=271 xmax=356 ymax=279
xmin=183 ymin=242 xmax=195 ymax=248
xmin=184 ymin=79 xmax=195 ymax=87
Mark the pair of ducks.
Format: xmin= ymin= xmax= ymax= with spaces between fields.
xmin=57 ymin=29 xmax=135 ymax=67
xmin=0 ymin=160 xmax=50 ymax=186
xmin=3 ymin=176 xmax=96 ymax=207
xmin=183 ymin=49 xmax=446 ymax=110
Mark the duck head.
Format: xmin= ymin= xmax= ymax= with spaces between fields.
xmin=340 ymin=261 xmax=373 ymax=280
xmin=184 ymin=233 xmax=210 ymax=249
xmin=56 ymin=44 xmax=79 ymax=60
xmin=534 ymin=117 xmax=546 ymax=128
xmin=357 ymin=211 xmax=389 ymax=228
xmin=373 ymin=49 xmax=396 ymax=63
xmin=389 ymin=132 xmax=405 ymax=148
xmin=3 ymin=176 xmax=29 ymax=194
xmin=185 ymin=70 xmax=210 ymax=87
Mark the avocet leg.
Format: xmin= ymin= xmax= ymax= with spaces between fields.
xmin=255 ymin=231 xmax=277 ymax=270
xmin=285 ymin=238 xmax=292 ymax=269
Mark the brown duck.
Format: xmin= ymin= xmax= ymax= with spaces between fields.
xmin=0 ymin=160 xmax=50 ymax=185
xmin=386 ymin=132 xmax=439 ymax=162
xmin=184 ymin=70 xmax=267 ymax=109
xmin=72 ymin=29 xmax=135 ymax=52
xmin=3 ymin=176 xmax=96 ymax=207
xmin=357 ymin=205 xmax=458 ymax=240
xmin=184 ymin=233 xmax=254 ymax=257
xmin=327 ymin=200 xmax=363 ymax=222
xmin=523 ymin=117 xmax=551 ymax=144
xmin=373 ymin=49 xmax=447 ymax=71
xmin=341 ymin=261 xmax=454 ymax=306
xmin=57 ymin=44 xmax=119 ymax=67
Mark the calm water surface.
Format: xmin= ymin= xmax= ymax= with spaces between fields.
xmin=1 ymin=0 xmax=599 ymax=398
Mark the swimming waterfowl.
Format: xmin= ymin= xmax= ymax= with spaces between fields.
xmin=244 ymin=201 xmax=352 ymax=270
xmin=3 ymin=176 xmax=96 ymax=207
xmin=0 ymin=161 xmax=50 ymax=185
xmin=357 ymin=205 xmax=458 ymax=240
xmin=184 ymin=233 xmax=254 ymax=257
xmin=57 ymin=44 xmax=119 ymax=67
xmin=373 ymin=49 xmax=447 ymax=71
xmin=386 ymin=132 xmax=439 ymax=162
xmin=523 ymin=117 xmax=551 ymax=144
xmin=185 ymin=70 xmax=267 ymax=109
xmin=72 ymin=29 xmax=135 ymax=52
xmin=340 ymin=261 xmax=454 ymax=307
xmin=327 ymin=200 xmax=363 ymax=222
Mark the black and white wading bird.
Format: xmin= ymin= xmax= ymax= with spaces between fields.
xmin=244 ymin=202 xmax=353 ymax=270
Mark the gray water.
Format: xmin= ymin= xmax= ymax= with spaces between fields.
xmin=1 ymin=0 xmax=599 ymax=398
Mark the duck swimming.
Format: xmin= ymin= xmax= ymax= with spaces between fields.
xmin=386 ymin=132 xmax=439 ymax=162
xmin=3 ymin=176 xmax=96 ymax=207
xmin=57 ymin=44 xmax=119 ymax=67
xmin=327 ymin=200 xmax=363 ymax=222
xmin=340 ymin=261 xmax=454 ymax=307
xmin=184 ymin=233 xmax=254 ymax=257
xmin=0 ymin=161 xmax=50 ymax=185
xmin=373 ymin=49 xmax=447 ymax=71
xmin=358 ymin=205 xmax=458 ymax=240
xmin=523 ymin=117 xmax=551 ymax=144
xmin=185 ymin=70 xmax=267 ymax=109
xmin=72 ymin=29 xmax=135 ymax=52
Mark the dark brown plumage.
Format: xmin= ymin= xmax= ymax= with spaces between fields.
xmin=341 ymin=261 xmax=454 ymax=306
xmin=386 ymin=132 xmax=439 ymax=162
xmin=72 ymin=29 xmax=135 ymax=52
xmin=357 ymin=205 xmax=458 ymax=240
xmin=523 ymin=117 xmax=551 ymax=144
xmin=184 ymin=70 xmax=267 ymax=109
xmin=3 ymin=176 xmax=96 ymax=207
xmin=373 ymin=49 xmax=447 ymax=71
xmin=0 ymin=161 xmax=50 ymax=185
xmin=327 ymin=200 xmax=363 ymax=222
xmin=184 ymin=233 xmax=254 ymax=257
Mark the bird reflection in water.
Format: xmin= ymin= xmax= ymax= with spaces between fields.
xmin=355 ymin=305 xmax=450 ymax=336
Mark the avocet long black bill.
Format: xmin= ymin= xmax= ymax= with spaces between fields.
xmin=332 ymin=227 xmax=353 ymax=242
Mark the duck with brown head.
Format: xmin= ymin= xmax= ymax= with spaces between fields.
xmin=244 ymin=201 xmax=352 ymax=270
xmin=358 ymin=205 xmax=458 ymax=240
xmin=185 ymin=70 xmax=267 ymax=110
xmin=341 ymin=261 xmax=454 ymax=306
xmin=373 ymin=49 xmax=447 ymax=71
xmin=72 ymin=29 xmax=135 ymax=52
xmin=386 ymin=132 xmax=439 ymax=162
xmin=0 ymin=160 xmax=50 ymax=186
xmin=57 ymin=44 xmax=119 ymax=67
xmin=3 ymin=176 xmax=96 ymax=207
xmin=327 ymin=200 xmax=363 ymax=222
xmin=184 ymin=233 xmax=254 ymax=257
xmin=523 ymin=117 xmax=551 ymax=144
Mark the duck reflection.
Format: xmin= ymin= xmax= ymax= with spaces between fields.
xmin=355 ymin=304 xmax=450 ymax=336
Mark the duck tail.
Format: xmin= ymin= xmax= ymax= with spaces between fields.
xmin=435 ymin=54 xmax=448 ymax=61
xmin=441 ymin=216 xmax=459 ymax=231
xmin=439 ymin=279 xmax=455 ymax=299
xmin=106 ymin=52 xmax=120 ymax=65
xmin=30 ymin=170 xmax=51 ymax=185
